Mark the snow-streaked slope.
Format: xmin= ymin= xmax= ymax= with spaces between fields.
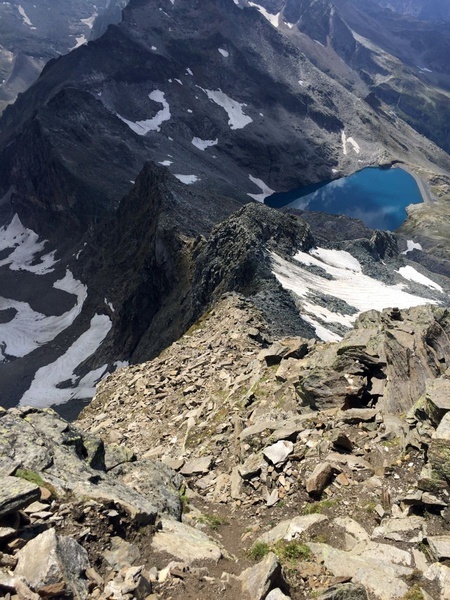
xmin=271 ymin=248 xmax=442 ymax=342
xmin=118 ymin=90 xmax=171 ymax=135
xmin=0 ymin=214 xmax=58 ymax=274
xmin=0 ymin=270 xmax=87 ymax=361
xmin=20 ymin=314 xmax=112 ymax=406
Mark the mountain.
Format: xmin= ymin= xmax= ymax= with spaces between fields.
xmin=0 ymin=0 xmax=128 ymax=113
xmin=0 ymin=0 xmax=450 ymax=413
xmin=369 ymin=0 xmax=450 ymax=21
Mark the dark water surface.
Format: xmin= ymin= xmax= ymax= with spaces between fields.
xmin=265 ymin=167 xmax=424 ymax=230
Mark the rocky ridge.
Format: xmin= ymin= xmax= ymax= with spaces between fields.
xmin=2 ymin=296 xmax=450 ymax=598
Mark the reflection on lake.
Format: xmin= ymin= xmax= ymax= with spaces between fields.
xmin=265 ymin=167 xmax=424 ymax=230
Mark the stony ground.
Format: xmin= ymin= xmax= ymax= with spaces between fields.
xmin=1 ymin=294 xmax=450 ymax=599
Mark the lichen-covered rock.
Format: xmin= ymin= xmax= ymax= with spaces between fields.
xmin=0 ymin=476 xmax=40 ymax=517
xmin=14 ymin=529 xmax=89 ymax=599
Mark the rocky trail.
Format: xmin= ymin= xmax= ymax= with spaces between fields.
xmin=1 ymin=294 xmax=450 ymax=599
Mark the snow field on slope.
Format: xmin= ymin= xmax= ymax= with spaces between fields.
xmin=0 ymin=214 xmax=58 ymax=274
xmin=20 ymin=314 xmax=112 ymax=407
xmin=271 ymin=248 xmax=440 ymax=341
xmin=118 ymin=90 xmax=171 ymax=135
xmin=0 ymin=270 xmax=88 ymax=360
xmin=198 ymin=87 xmax=253 ymax=130
xmin=247 ymin=175 xmax=276 ymax=202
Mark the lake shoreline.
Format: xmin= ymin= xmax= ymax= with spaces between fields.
xmin=397 ymin=164 xmax=434 ymax=205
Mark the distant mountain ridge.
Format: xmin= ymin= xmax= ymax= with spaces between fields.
xmin=368 ymin=0 xmax=450 ymax=21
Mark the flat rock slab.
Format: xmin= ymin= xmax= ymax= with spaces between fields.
xmin=240 ymin=552 xmax=282 ymax=600
xmin=317 ymin=583 xmax=368 ymax=599
xmin=428 ymin=535 xmax=450 ymax=561
xmin=0 ymin=476 xmax=40 ymax=518
xmin=263 ymin=441 xmax=293 ymax=467
xmin=371 ymin=516 xmax=425 ymax=543
xmin=308 ymin=542 xmax=413 ymax=600
xmin=180 ymin=456 xmax=213 ymax=476
xmin=256 ymin=514 xmax=328 ymax=545
xmin=152 ymin=518 xmax=222 ymax=563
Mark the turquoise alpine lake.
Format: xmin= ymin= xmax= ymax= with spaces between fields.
xmin=265 ymin=167 xmax=424 ymax=230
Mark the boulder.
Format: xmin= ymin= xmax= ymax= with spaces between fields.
xmin=428 ymin=536 xmax=450 ymax=561
xmin=428 ymin=413 xmax=450 ymax=483
xmin=240 ymin=552 xmax=283 ymax=600
xmin=256 ymin=514 xmax=328 ymax=545
xmin=151 ymin=518 xmax=223 ymax=563
xmin=104 ymin=536 xmax=141 ymax=571
xmin=318 ymin=583 xmax=369 ymax=600
xmin=263 ymin=441 xmax=294 ymax=467
xmin=180 ymin=456 xmax=213 ymax=476
xmin=306 ymin=462 xmax=334 ymax=496
xmin=14 ymin=529 xmax=89 ymax=599
xmin=308 ymin=542 xmax=413 ymax=600
xmin=0 ymin=476 xmax=40 ymax=517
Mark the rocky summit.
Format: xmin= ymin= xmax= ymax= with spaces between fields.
xmin=1 ymin=295 xmax=450 ymax=599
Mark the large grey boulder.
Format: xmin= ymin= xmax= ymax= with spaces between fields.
xmin=428 ymin=412 xmax=450 ymax=483
xmin=14 ymin=528 xmax=89 ymax=599
xmin=0 ymin=476 xmax=40 ymax=517
xmin=0 ymin=407 xmax=183 ymax=524
xmin=308 ymin=542 xmax=413 ymax=600
xmin=317 ymin=583 xmax=369 ymax=600
xmin=151 ymin=518 xmax=223 ymax=563
xmin=240 ymin=552 xmax=284 ymax=600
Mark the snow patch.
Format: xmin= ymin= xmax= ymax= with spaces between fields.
xmin=271 ymin=249 xmax=439 ymax=342
xmin=118 ymin=90 xmax=171 ymax=135
xmin=186 ymin=67 xmax=193 ymax=75
xmin=174 ymin=175 xmax=199 ymax=184
xmin=401 ymin=240 xmax=423 ymax=255
xmin=151 ymin=45 xmax=157 ymax=51
xmin=341 ymin=130 xmax=360 ymax=155
xmin=191 ymin=137 xmax=218 ymax=151
xmin=0 ymin=270 xmax=87 ymax=361
xmin=17 ymin=5 xmax=32 ymax=26
xmin=397 ymin=266 xmax=443 ymax=292
xmin=198 ymin=87 xmax=253 ymax=130
xmin=0 ymin=215 xmax=58 ymax=275
xmin=159 ymin=160 xmax=173 ymax=166
xmin=247 ymin=175 xmax=276 ymax=202
xmin=71 ymin=35 xmax=87 ymax=50
xmin=20 ymin=314 xmax=112 ymax=407
xmin=81 ymin=12 xmax=97 ymax=29
xmin=218 ymin=48 xmax=229 ymax=58
xmin=248 ymin=2 xmax=280 ymax=27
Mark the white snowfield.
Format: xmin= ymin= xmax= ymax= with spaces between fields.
xmin=218 ymin=48 xmax=229 ymax=58
xmin=0 ymin=214 xmax=58 ymax=274
xmin=81 ymin=12 xmax=97 ymax=29
xmin=17 ymin=5 xmax=33 ymax=27
xmin=271 ymin=248 xmax=440 ymax=342
xmin=71 ymin=35 xmax=88 ymax=50
xmin=174 ymin=174 xmax=199 ymax=184
xmin=397 ymin=266 xmax=443 ymax=292
xmin=247 ymin=174 xmax=276 ymax=202
xmin=191 ymin=137 xmax=218 ymax=151
xmin=20 ymin=314 xmax=112 ymax=407
xmin=401 ymin=240 xmax=423 ymax=255
xmin=248 ymin=2 xmax=280 ymax=27
xmin=341 ymin=130 xmax=361 ymax=155
xmin=198 ymin=87 xmax=253 ymax=130
xmin=118 ymin=90 xmax=171 ymax=135
xmin=0 ymin=270 xmax=87 ymax=361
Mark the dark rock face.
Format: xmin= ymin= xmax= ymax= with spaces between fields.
xmin=0 ymin=0 xmax=128 ymax=113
